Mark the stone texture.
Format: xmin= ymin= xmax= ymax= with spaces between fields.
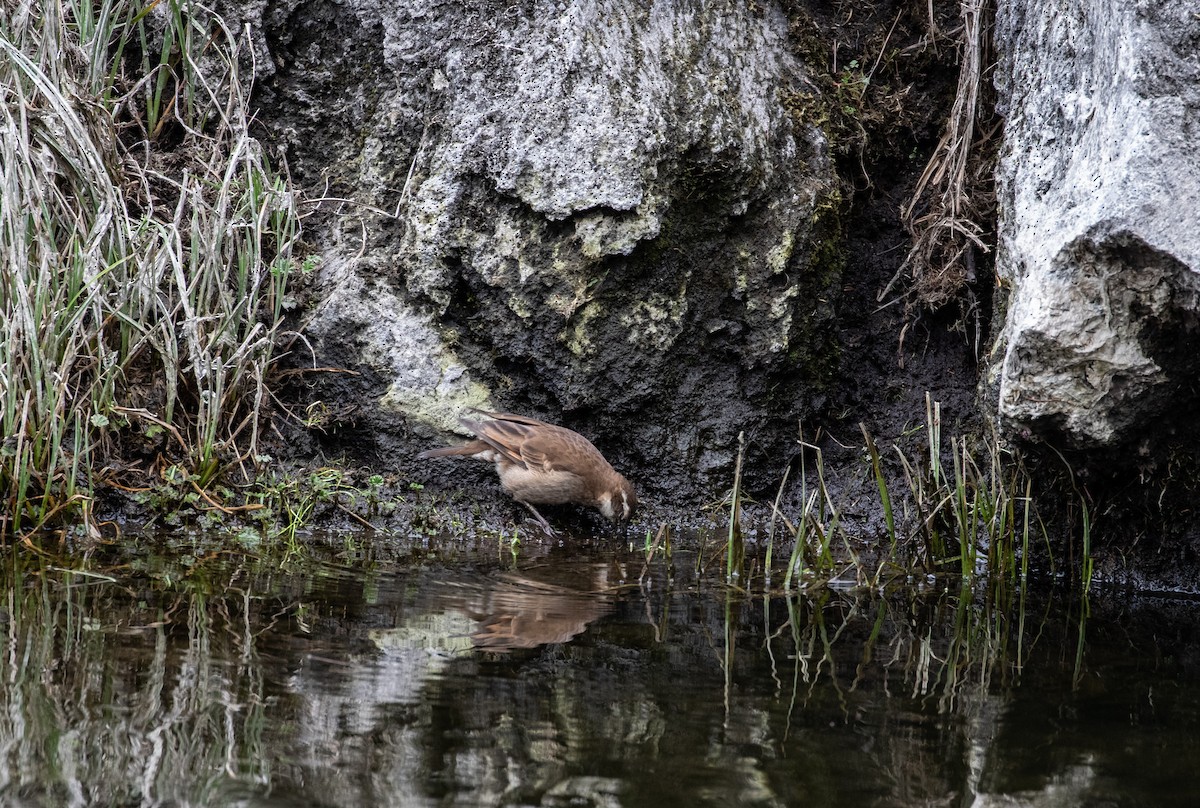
xmin=303 ymin=253 xmax=492 ymax=437
xmin=991 ymin=0 xmax=1200 ymax=446
xmin=247 ymin=0 xmax=842 ymax=493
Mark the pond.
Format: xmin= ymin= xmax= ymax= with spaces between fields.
xmin=0 ymin=532 xmax=1196 ymax=807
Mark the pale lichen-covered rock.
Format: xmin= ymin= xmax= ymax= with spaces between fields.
xmin=991 ymin=0 xmax=1200 ymax=446
xmin=303 ymin=253 xmax=493 ymax=438
xmin=245 ymin=0 xmax=841 ymax=493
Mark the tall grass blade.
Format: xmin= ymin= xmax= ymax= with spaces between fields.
xmin=726 ymin=431 xmax=746 ymax=584
xmin=861 ymin=424 xmax=897 ymax=552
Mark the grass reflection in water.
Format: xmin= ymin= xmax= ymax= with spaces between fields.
xmin=0 ymin=536 xmax=1196 ymax=807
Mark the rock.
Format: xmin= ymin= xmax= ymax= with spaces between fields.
xmin=303 ymin=253 xmax=492 ymax=439
xmin=249 ymin=0 xmax=842 ymax=495
xmin=991 ymin=0 xmax=1200 ymax=447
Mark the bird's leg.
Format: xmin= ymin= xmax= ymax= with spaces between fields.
xmin=521 ymin=501 xmax=557 ymax=537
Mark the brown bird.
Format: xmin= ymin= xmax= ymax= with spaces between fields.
xmin=418 ymin=410 xmax=637 ymax=534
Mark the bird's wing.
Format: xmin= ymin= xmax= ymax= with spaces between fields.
xmin=517 ymin=428 xmax=597 ymax=477
xmin=463 ymin=417 xmax=530 ymax=468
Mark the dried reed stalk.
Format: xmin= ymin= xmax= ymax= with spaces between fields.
xmin=881 ymin=0 xmax=995 ymax=310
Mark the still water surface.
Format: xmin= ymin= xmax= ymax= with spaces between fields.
xmin=0 ymin=533 xmax=1197 ymax=807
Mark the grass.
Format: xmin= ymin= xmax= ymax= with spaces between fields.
xmin=724 ymin=394 xmax=1094 ymax=595
xmin=1 ymin=1 xmax=303 ymax=537
xmin=780 ymin=431 xmax=841 ymax=591
xmin=725 ymin=431 xmax=746 ymax=584
xmin=862 ymin=423 xmax=897 ymax=552
xmin=880 ymin=394 xmax=1049 ymax=586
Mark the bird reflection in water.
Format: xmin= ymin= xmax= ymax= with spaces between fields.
xmin=440 ymin=561 xmax=621 ymax=652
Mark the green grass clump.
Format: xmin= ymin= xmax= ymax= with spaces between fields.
xmin=890 ymin=394 xmax=1043 ymax=582
xmin=760 ymin=394 xmax=1099 ymax=593
xmin=1 ymin=2 xmax=304 ymax=536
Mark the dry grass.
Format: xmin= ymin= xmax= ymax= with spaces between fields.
xmin=881 ymin=0 xmax=997 ymax=311
xmin=1 ymin=2 xmax=303 ymax=536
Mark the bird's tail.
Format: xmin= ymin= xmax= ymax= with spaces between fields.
xmin=417 ymin=440 xmax=488 ymax=459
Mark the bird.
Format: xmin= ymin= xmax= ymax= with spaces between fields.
xmin=418 ymin=410 xmax=637 ymax=534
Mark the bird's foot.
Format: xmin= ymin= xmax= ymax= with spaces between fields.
xmin=524 ymin=518 xmax=557 ymax=538
xmin=521 ymin=503 xmax=558 ymax=537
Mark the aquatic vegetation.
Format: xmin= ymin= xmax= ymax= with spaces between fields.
xmin=779 ymin=429 xmax=841 ymax=591
xmin=719 ymin=394 xmax=1095 ymax=593
xmin=725 ymin=431 xmax=747 ymax=585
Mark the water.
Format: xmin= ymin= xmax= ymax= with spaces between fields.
xmin=0 ymin=534 xmax=1197 ymax=807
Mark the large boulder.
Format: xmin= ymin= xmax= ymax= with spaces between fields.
xmin=991 ymin=0 xmax=1200 ymax=447
xmin=250 ymin=0 xmax=843 ymax=496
